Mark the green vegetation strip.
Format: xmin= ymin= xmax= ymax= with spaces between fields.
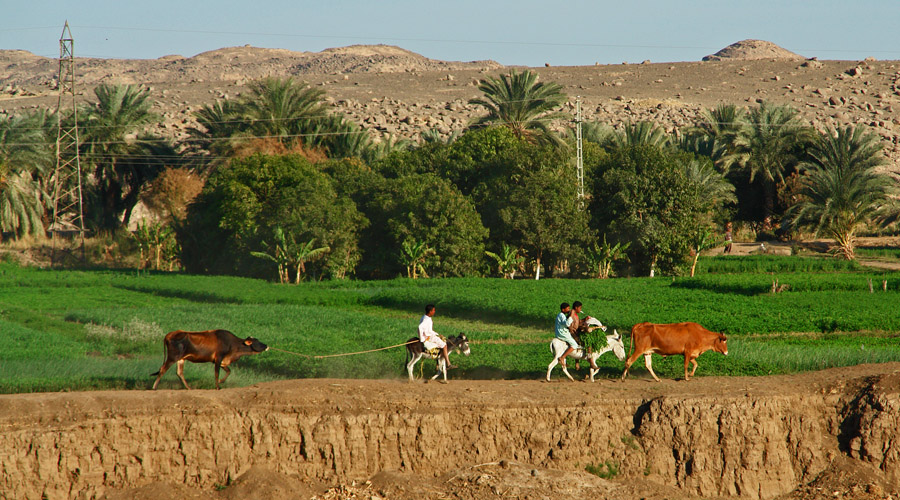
xmin=0 ymin=260 xmax=898 ymax=393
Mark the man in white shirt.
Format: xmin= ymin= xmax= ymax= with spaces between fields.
xmin=418 ymin=304 xmax=454 ymax=369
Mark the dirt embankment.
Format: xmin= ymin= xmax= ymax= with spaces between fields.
xmin=2 ymin=364 xmax=900 ymax=500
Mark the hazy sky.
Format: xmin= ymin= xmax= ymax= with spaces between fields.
xmin=4 ymin=1 xmax=900 ymax=66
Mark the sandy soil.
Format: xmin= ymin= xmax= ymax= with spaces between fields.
xmin=2 ymin=364 xmax=899 ymax=500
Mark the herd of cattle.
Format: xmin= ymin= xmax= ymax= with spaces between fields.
xmin=149 ymin=322 xmax=728 ymax=389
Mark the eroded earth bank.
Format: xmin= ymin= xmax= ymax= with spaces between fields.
xmin=2 ymin=363 xmax=900 ymax=500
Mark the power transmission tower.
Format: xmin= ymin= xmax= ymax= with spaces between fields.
xmin=51 ymin=21 xmax=86 ymax=263
xmin=574 ymin=97 xmax=585 ymax=208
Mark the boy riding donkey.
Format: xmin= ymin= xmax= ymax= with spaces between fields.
xmin=418 ymin=304 xmax=455 ymax=370
xmin=554 ymin=301 xmax=599 ymax=372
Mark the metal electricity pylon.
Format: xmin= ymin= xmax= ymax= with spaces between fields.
xmin=51 ymin=21 xmax=86 ymax=262
xmin=575 ymin=97 xmax=585 ymax=208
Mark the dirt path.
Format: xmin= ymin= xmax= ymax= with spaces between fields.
xmin=3 ymin=364 xmax=900 ymax=500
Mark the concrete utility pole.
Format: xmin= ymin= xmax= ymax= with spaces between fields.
xmin=575 ymin=97 xmax=585 ymax=209
xmin=51 ymin=21 xmax=86 ymax=263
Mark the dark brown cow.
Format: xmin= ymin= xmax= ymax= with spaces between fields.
xmin=621 ymin=322 xmax=727 ymax=381
xmin=151 ymin=330 xmax=268 ymax=390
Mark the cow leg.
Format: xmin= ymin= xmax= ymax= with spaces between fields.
xmin=176 ymin=360 xmax=191 ymax=390
xmin=688 ymin=357 xmax=699 ymax=379
xmin=219 ymin=364 xmax=232 ymax=385
xmin=644 ymin=354 xmax=661 ymax=382
xmin=152 ymin=359 xmax=175 ymax=390
xmin=621 ymin=351 xmax=642 ymax=380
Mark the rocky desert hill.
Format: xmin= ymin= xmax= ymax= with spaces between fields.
xmin=1 ymin=40 xmax=899 ymax=170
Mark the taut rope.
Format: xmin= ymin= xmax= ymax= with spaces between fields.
xmin=269 ymin=339 xmax=418 ymax=359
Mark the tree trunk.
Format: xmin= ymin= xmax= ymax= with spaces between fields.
xmin=690 ymin=253 xmax=700 ymax=277
xmin=534 ymin=256 xmax=541 ymax=280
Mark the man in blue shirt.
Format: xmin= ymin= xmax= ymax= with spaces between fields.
xmin=554 ymin=302 xmax=578 ymax=368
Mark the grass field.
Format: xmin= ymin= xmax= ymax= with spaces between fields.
xmin=1 ymin=255 xmax=898 ymax=393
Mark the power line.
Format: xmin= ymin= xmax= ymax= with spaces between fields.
xmin=8 ymin=24 xmax=900 ymax=58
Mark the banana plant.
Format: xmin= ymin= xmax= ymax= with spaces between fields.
xmin=400 ymin=239 xmax=435 ymax=279
xmin=291 ymin=238 xmax=330 ymax=283
xmin=689 ymin=226 xmax=717 ymax=277
xmin=250 ymin=226 xmax=291 ymax=283
xmin=485 ymin=243 xmax=524 ymax=279
xmin=586 ymin=235 xmax=631 ymax=279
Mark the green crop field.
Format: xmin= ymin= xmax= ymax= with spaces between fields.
xmin=1 ymin=255 xmax=899 ymax=393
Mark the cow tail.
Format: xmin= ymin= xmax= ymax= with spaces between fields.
xmin=628 ymin=326 xmax=636 ymax=357
xmin=150 ymin=338 xmax=166 ymax=377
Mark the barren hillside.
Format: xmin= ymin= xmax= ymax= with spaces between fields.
xmin=1 ymin=42 xmax=899 ymax=169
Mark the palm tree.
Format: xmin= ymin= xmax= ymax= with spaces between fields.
xmin=580 ymin=121 xmax=616 ymax=146
xmin=239 ymin=77 xmax=327 ymax=145
xmin=420 ymin=127 xmax=462 ymax=145
xmin=468 ymin=69 xmax=567 ymax=146
xmin=80 ymin=84 xmax=169 ymax=231
xmin=683 ymin=158 xmax=737 ymax=207
xmin=188 ymin=77 xmax=371 ymax=162
xmin=606 ymin=121 xmax=671 ymax=150
xmin=685 ymin=104 xmax=746 ymax=171
xmin=485 ymin=243 xmax=525 ymax=279
xmin=188 ymin=100 xmax=246 ymax=160
xmin=784 ymin=126 xmax=892 ymax=260
xmin=733 ymin=101 xmax=814 ymax=225
xmin=0 ymin=111 xmax=54 ymax=240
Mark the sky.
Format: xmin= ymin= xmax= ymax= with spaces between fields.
xmin=3 ymin=1 xmax=900 ymax=67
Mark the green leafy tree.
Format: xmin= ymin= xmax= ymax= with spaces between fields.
xmin=784 ymin=126 xmax=892 ymax=260
xmin=468 ymin=69 xmax=567 ymax=146
xmin=360 ymin=174 xmax=487 ymax=278
xmin=485 ymin=243 xmax=525 ymax=279
xmin=79 ymin=84 xmax=172 ymax=231
xmin=180 ymin=154 xmax=365 ymax=279
xmin=470 ymin=139 xmax=591 ymax=278
xmin=591 ymin=145 xmax=710 ymax=276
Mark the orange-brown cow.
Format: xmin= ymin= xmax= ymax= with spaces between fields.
xmin=621 ymin=322 xmax=727 ymax=381
xmin=151 ymin=330 xmax=268 ymax=390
